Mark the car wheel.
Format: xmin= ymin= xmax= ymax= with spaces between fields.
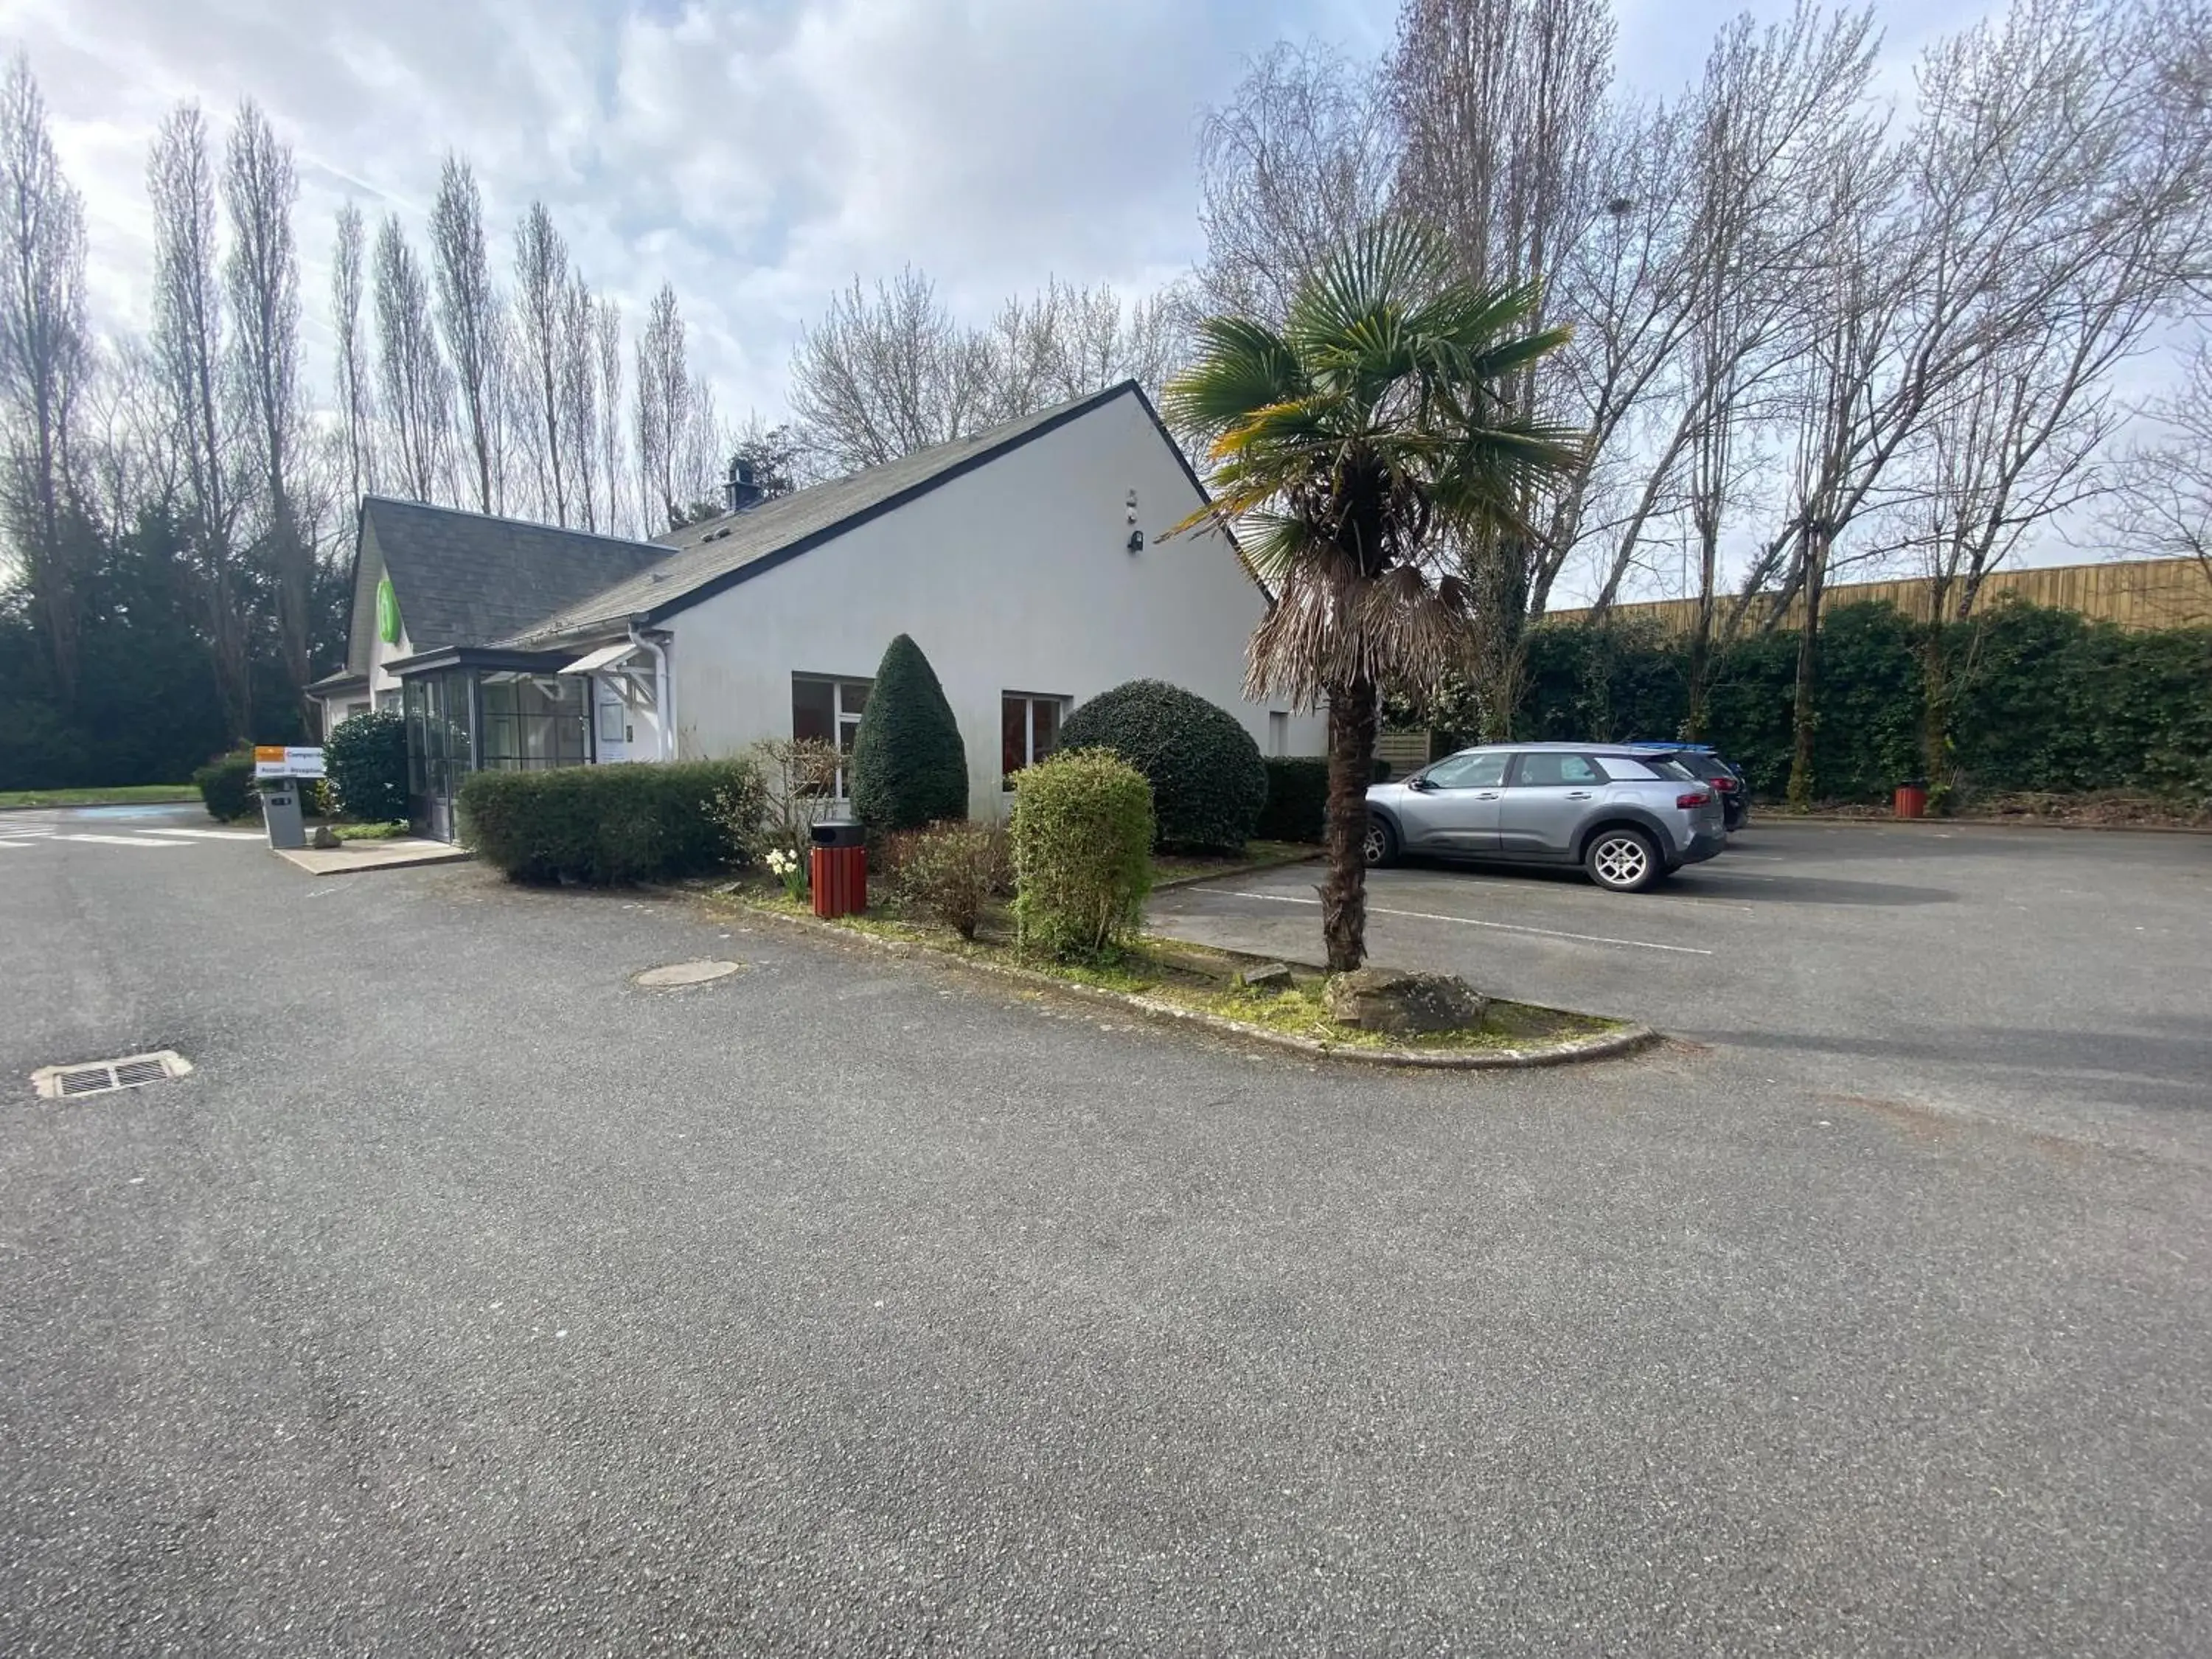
xmin=1362 ymin=815 xmax=1399 ymax=869
xmin=1585 ymin=827 xmax=1659 ymax=893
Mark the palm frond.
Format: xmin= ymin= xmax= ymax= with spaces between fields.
xmin=1161 ymin=318 xmax=1307 ymax=439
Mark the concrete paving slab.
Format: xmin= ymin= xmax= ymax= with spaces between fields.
xmin=272 ymin=837 xmax=470 ymax=874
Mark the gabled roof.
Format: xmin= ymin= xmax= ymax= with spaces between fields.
xmin=501 ymin=380 xmax=1191 ymax=646
xmin=364 ymin=495 xmax=671 ymax=653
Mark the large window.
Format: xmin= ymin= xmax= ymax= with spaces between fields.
xmin=793 ymin=674 xmax=871 ymax=794
xmin=1001 ymin=693 xmax=1065 ymax=787
xmin=480 ymin=674 xmax=588 ymax=771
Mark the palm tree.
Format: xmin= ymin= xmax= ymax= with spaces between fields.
xmin=1166 ymin=220 xmax=1583 ymax=971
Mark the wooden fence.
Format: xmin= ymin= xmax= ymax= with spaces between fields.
xmin=1548 ymin=556 xmax=2212 ymax=635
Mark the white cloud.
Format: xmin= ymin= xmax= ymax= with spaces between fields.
xmin=13 ymin=0 xmax=1370 ymax=418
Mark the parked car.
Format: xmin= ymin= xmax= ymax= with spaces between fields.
xmin=1629 ymin=742 xmax=1750 ymax=832
xmin=1363 ymin=742 xmax=1728 ymax=893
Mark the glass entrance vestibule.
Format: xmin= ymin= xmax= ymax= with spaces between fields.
xmin=398 ymin=654 xmax=625 ymax=841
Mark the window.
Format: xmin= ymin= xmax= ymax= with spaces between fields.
xmin=1421 ymin=751 xmax=1511 ymax=790
xmin=1002 ymin=693 xmax=1066 ymax=787
xmin=481 ymin=674 xmax=588 ymax=771
xmin=376 ymin=689 xmax=400 ymax=714
xmin=1512 ymin=752 xmax=1604 ymax=787
xmin=1267 ymin=712 xmax=1290 ymax=757
xmin=793 ymin=674 xmax=872 ymax=794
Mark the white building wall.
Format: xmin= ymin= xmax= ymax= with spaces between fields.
xmin=666 ymin=393 xmax=1326 ymax=813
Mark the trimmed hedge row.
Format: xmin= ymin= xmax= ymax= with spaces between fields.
xmin=1508 ymin=599 xmax=2212 ymax=802
xmin=1012 ymin=748 xmax=1153 ymax=958
xmin=459 ymin=760 xmax=751 ymax=883
xmin=1255 ymin=756 xmax=1398 ymax=844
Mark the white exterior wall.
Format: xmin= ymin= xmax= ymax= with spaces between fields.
xmin=666 ymin=394 xmax=1325 ymax=812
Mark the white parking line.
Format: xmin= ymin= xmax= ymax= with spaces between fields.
xmin=136 ymin=828 xmax=264 ymax=840
xmin=1221 ymin=890 xmax=1714 ymax=956
xmin=55 ymin=834 xmax=189 ymax=848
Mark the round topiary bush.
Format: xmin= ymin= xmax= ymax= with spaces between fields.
xmin=1055 ymin=679 xmax=1267 ymax=853
xmin=192 ymin=748 xmax=257 ymax=822
xmin=325 ymin=709 xmax=408 ymax=823
xmin=850 ymin=633 xmax=968 ymax=832
xmin=1011 ymin=748 xmax=1153 ymax=959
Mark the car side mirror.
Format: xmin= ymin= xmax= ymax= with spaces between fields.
xmin=1408 ymin=775 xmax=1437 ymax=793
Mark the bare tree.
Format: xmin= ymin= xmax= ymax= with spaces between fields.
xmin=512 ymin=201 xmax=569 ymax=523
xmin=1192 ymin=41 xmax=1397 ymax=324
xmin=1389 ymin=0 xmax=1615 ymax=734
xmin=372 ymin=215 xmax=451 ymax=504
xmin=223 ymin=100 xmax=309 ymax=714
xmin=0 ymin=53 xmax=91 ymax=705
xmin=150 ymin=102 xmax=251 ymax=741
xmin=789 ymin=268 xmax=992 ymax=472
xmin=429 ymin=154 xmax=501 ymax=515
xmin=675 ymin=376 xmax=729 ymax=519
xmin=558 ymin=274 xmax=598 ymax=529
xmin=634 ymin=280 xmax=686 ymax=532
xmin=790 ymin=268 xmax=1174 ymax=475
xmin=594 ymin=294 xmax=625 ymax=537
xmin=2112 ymin=336 xmax=2212 ymax=591
xmin=331 ymin=201 xmax=377 ymax=510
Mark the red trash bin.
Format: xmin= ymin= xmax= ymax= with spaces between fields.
xmin=810 ymin=821 xmax=867 ymax=917
xmin=1893 ymin=783 xmax=1928 ymax=819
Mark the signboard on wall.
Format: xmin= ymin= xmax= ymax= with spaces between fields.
xmin=253 ymin=745 xmax=327 ymax=779
xmin=376 ymin=578 xmax=401 ymax=644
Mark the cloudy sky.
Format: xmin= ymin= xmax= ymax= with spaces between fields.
xmin=10 ymin=0 xmax=1995 ymax=430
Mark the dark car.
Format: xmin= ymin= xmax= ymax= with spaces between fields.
xmin=1630 ymin=742 xmax=1749 ymax=832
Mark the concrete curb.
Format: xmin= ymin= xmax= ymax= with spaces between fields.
xmin=720 ymin=894 xmax=1660 ymax=1071
xmin=1762 ymin=813 xmax=2211 ymax=837
xmin=1150 ymin=849 xmax=1324 ymax=891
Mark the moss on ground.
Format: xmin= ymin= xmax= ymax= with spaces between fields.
xmin=714 ymin=880 xmax=1624 ymax=1055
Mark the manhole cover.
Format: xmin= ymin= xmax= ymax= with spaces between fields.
xmin=32 ymin=1050 xmax=193 ymax=1101
xmin=633 ymin=959 xmax=745 ymax=990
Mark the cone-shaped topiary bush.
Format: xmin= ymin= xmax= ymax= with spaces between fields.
xmin=1056 ymin=679 xmax=1267 ymax=852
xmin=849 ymin=633 xmax=968 ymax=831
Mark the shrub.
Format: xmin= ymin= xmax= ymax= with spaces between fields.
xmin=707 ymin=737 xmax=836 ymax=886
xmin=850 ymin=634 xmax=967 ymax=832
xmin=888 ymin=819 xmax=1012 ymax=939
xmin=1054 ymin=679 xmax=1267 ymax=852
xmin=1256 ymin=757 xmax=1329 ymax=842
xmin=193 ymin=749 xmax=257 ymax=822
xmin=1011 ymin=749 xmax=1153 ymax=959
xmin=459 ymin=759 xmax=752 ymax=883
xmin=325 ymin=709 xmax=408 ymax=822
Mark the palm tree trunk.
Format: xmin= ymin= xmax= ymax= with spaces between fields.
xmin=1323 ymin=676 xmax=1378 ymax=973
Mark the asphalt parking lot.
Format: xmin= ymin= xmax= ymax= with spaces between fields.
xmin=1152 ymin=821 xmax=2212 ymax=1155
xmin=4 ymin=807 xmax=2210 ymax=1653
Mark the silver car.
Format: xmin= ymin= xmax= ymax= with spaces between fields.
xmin=1363 ymin=742 xmax=1728 ymax=893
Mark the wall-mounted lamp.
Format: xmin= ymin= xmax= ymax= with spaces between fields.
xmin=1127 ymin=529 xmax=1146 ymax=553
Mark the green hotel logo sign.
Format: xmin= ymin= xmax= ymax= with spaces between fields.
xmin=375 ymin=577 xmax=400 ymax=644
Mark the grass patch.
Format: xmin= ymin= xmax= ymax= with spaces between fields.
xmin=0 ymin=784 xmax=198 ymax=810
xmin=715 ymin=879 xmax=1623 ymax=1055
xmin=330 ymin=821 xmax=408 ymax=841
xmin=1150 ymin=838 xmax=1320 ymax=886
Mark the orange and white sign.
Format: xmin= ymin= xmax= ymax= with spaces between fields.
xmin=252 ymin=745 xmax=326 ymax=779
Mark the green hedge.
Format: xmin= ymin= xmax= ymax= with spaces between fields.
xmin=192 ymin=749 xmax=257 ymax=822
xmin=1011 ymin=748 xmax=1154 ymax=959
xmin=1056 ymin=679 xmax=1268 ymax=852
xmin=1500 ymin=599 xmax=2212 ymax=803
xmin=459 ymin=759 xmax=751 ymax=883
xmin=325 ymin=710 xmax=407 ymax=822
xmin=1256 ymin=757 xmax=1329 ymax=843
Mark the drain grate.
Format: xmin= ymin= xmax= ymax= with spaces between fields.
xmin=31 ymin=1050 xmax=192 ymax=1101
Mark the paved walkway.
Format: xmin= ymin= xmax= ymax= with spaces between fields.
xmin=4 ymin=810 xmax=2208 ymax=1654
